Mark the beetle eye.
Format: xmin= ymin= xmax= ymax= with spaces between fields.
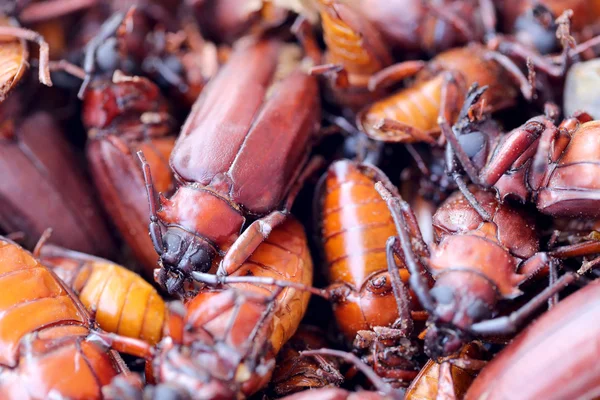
xmin=189 ymin=248 xmax=213 ymax=273
xmin=458 ymin=131 xmax=485 ymax=159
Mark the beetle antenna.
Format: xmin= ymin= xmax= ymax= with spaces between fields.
xmin=191 ymin=271 xmax=331 ymax=300
xmin=78 ymin=11 xmax=125 ymax=99
xmin=0 ymin=26 xmax=52 ymax=86
xmin=32 ymin=228 xmax=53 ymax=258
xmin=301 ymin=349 xmax=404 ymax=399
xmin=375 ymin=182 xmax=435 ymax=313
xmin=137 ymin=151 xmax=164 ymax=255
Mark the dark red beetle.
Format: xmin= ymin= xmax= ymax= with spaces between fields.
xmin=375 ymin=183 xmax=583 ymax=359
xmin=82 ymin=71 xmax=177 ymax=278
xmin=449 ymin=96 xmax=600 ymax=219
xmin=465 ymin=279 xmax=600 ymax=400
xmin=141 ymin=38 xmax=321 ymax=293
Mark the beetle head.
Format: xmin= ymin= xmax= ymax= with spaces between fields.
xmin=423 ymin=272 xmax=496 ymax=358
xmin=157 ymin=227 xmax=216 ymax=294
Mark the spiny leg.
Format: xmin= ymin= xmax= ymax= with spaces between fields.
xmin=386 ymin=237 xmax=414 ymax=336
xmin=375 ymin=182 xmax=435 ymax=313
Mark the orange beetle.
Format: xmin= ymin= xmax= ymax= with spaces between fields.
xmin=40 ymin=245 xmax=167 ymax=345
xmin=315 ymin=159 xmax=429 ymax=383
xmin=358 ymin=44 xmax=530 ymax=144
xmin=0 ymin=237 xmax=151 ymax=400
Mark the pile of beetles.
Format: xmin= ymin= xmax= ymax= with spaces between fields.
xmin=2 ymin=0 xmax=600 ymax=399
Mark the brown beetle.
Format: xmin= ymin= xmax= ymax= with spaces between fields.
xmin=141 ymin=38 xmax=321 ymax=293
xmin=0 ymin=236 xmax=153 ymax=399
xmin=375 ymin=183 xmax=582 ymax=359
xmin=150 ymin=217 xmax=313 ymax=398
xmin=302 ymin=0 xmax=395 ymax=110
xmin=358 ymin=43 xmax=531 ymax=145
xmin=449 ymin=97 xmax=600 ymax=219
xmin=465 ymin=279 xmax=600 ymax=400
xmin=82 ymin=71 xmax=177 ymax=278
xmin=269 ymin=326 xmax=344 ymax=397
xmin=315 ymin=159 xmax=429 ymax=383
xmin=0 ymin=92 xmax=116 ymax=256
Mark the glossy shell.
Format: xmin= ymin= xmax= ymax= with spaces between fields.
xmin=170 ymin=39 xmax=320 ymax=215
xmin=318 ymin=160 xmax=417 ymax=340
xmin=0 ymin=238 xmax=121 ymax=399
xmin=466 ymin=280 xmax=600 ymax=400
xmin=40 ymin=245 xmax=166 ymax=345
xmin=83 ymin=76 xmax=176 ymax=277
xmin=537 ymin=120 xmax=600 ymax=217
xmin=153 ymin=218 xmax=313 ymax=397
xmin=0 ymin=103 xmax=115 ymax=256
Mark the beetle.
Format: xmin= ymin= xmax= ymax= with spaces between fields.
xmin=39 ymin=244 xmax=167 ymax=345
xmin=314 ymin=159 xmax=430 ymax=383
xmin=150 ymin=217 xmax=314 ymax=398
xmin=269 ymin=326 xmax=344 ymax=397
xmin=0 ymin=91 xmax=117 ymax=256
xmin=465 ymin=278 xmax=600 ymax=400
xmin=140 ymin=38 xmax=321 ymax=293
xmin=82 ymin=71 xmax=177 ymax=279
xmin=404 ymin=342 xmax=486 ymax=400
xmin=299 ymin=0 xmax=396 ymax=111
xmin=375 ymin=182 xmax=584 ymax=359
xmin=448 ymin=93 xmax=600 ymax=220
xmin=358 ymin=43 xmax=531 ymax=145
xmin=0 ymin=236 xmax=153 ymax=399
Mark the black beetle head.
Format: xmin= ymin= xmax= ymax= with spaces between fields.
xmin=157 ymin=227 xmax=216 ymax=294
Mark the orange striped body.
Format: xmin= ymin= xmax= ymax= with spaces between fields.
xmin=0 ymin=238 xmax=121 ymax=400
xmin=40 ymin=246 xmax=166 ymax=345
xmin=359 ymin=44 xmax=518 ymax=144
xmin=318 ymin=160 xmax=419 ymax=341
xmin=405 ymin=343 xmax=484 ymax=400
xmin=319 ymin=0 xmax=392 ymax=109
xmin=152 ymin=218 xmax=313 ymax=398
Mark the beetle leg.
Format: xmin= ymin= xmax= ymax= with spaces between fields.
xmin=292 ymin=15 xmax=322 ymax=65
xmin=0 ymin=26 xmax=52 ymax=86
xmin=87 ymin=331 xmax=154 ymax=360
xmin=469 ymin=272 xmax=579 ymax=336
xmin=479 ymin=119 xmax=548 ymax=187
xmin=137 ymin=151 xmax=165 ymax=255
xmin=310 ymin=64 xmax=350 ymax=89
xmin=528 ymin=122 xmax=559 ymax=191
xmin=301 ymin=349 xmax=400 ymax=399
xmin=422 ymin=0 xmax=473 ymax=42
xmin=375 ymin=182 xmax=435 ymax=313
xmin=549 ymin=240 xmax=600 ymax=259
xmin=386 ymin=237 xmax=414 ymax=337
xmin=192 ymin=271 xmax=331 ymax=299
xmin=438 ymin=75 xmax=481 ymax=185
xmin=78 ymin=12 xmax=126 ymax=99
xmin=367 ymin=60 xmax=425 ymax=91
xmin=484 ymin=50 xmax=533 ymax=100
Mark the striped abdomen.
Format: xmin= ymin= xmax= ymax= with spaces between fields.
xmin=0 ymin=239 xmax=120 ymax=399
xmin=41 ymin=246 xmax=166 ymax=345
